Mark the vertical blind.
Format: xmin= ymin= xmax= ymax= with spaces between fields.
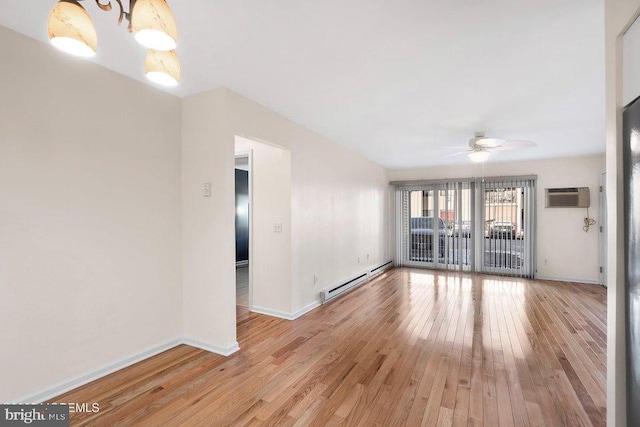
xmin=394 ymin=175 xmax=537 ymax=279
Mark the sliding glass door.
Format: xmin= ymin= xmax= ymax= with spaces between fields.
xmin=407 ymin=189 xmax=439 ymax=264
xmin=444 ymin=184 xmax=473 ymax=270
xmin=478 ymin=178 xmax=536 ymax=278
xmin=396 ymin=176 xmax=536 ymax=278
xmin=399 ymin=182 xmax=473 ymax=271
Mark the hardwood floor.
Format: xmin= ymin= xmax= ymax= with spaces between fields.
xmin=52 ymin=268 xmax=607 ymax=426
xmin=237 ymin=265 xmax=249 ymax=307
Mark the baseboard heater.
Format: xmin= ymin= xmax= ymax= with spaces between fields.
xmin=368 ymin=260 xmax=393 ymax=279
xmin=320 ymin=260 xmax=393 ymax=304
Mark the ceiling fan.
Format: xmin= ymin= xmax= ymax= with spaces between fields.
xmin=445 ymin=132 xmax=536 ymax=163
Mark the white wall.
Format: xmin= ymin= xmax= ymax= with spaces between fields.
xmin=235 ymin=136 xmax=292 ymax=314
xmin=623 ymin=15 xmax=640 ymax=106
xmin=287 ymin=126 xmax=392 ymax=311
xmin=389 ymin=154 xmax=605 ymax=284
xmin=0 ymin=27 xmax=183 ymax=402
xmin=181 ymin=89 xmax=238 ymax=351
xmin=606 ymin=0 xmax=640 ymax=423
xmin=225 ymin=90 xmax=392 ymax=313
xmin=182 ymin=88 xmax=391 ymax=334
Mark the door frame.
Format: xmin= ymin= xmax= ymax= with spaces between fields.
xmin=599 ymin=170 xmax=607 ymax=287
xmin=235 ymin=151 xmax=253 ymax=309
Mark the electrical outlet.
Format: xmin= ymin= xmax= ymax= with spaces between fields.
xmin=544 ymin=259 xmax=548 ymax=265
xmin=274 ymin=223 xmax=282 ymax=233
xmin=203 ymin=183 xmax=212 ymax=197
xmin=367 ymin=253 xmax=370 ymax=260
xmin=313 ymin=275 xmax=318 ymax=285
xmin=358 ymin=257 xmax=361 ymax=263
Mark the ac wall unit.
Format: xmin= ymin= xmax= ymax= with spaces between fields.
xmin=545 ymin=187 xmax=590 ymax=208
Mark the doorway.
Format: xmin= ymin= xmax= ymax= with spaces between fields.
xmin=235 ymin=153 xmax=251 ymax=308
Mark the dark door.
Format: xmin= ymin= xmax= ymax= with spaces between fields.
xmin=624 ymin=96 xmax=640 ymax=425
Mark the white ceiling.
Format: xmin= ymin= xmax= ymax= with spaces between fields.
xmin=0 ymin=0 xmax=605 ymax=168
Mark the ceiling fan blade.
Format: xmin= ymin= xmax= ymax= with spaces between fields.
xmin=475 ymin=137 xmax=505 ymax=148
xmin=442 ymin=150 xmax=471 ymax=158
xmin=492 ymin=140 xmax=536 ymax=151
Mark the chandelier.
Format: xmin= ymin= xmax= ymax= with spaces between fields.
xmin=47 ymin=0 xmax=180 ymax=86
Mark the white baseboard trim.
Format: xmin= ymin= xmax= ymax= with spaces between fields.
xmin=11 ymin=336 xmax=182 ymax=404
xmin=251 ymin=300 xmax=321 ymax=321
xmin=251 ymin=305 xmax=293 ymax=320
xmin=290 ymin=300 xmax=321 ymax=320
xmin=182 ymin=337 xmax=240 ymax=356
xmin=11 ymin=336 xmax=241 ymax=404
xmin=536 ymin=275 xmax=602 ymax=285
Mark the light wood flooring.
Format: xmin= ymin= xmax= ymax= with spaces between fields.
xmin=237 ymin=265 xmax=249 ymax=307
xmin=53 ymin=268 xmax=607 ymax=426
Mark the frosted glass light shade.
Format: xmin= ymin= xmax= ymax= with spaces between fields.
xmin=145 ymin=50 xmax=180 ymax=86
xmin=48 ymin=0 xmax=97 ymax=57
xmin=468 ymin=150 xmax=492 ymax=163
xmin=132 ymin=0 xmax=178 ymax=51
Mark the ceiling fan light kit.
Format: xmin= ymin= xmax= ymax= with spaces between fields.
xmin=467 ymin=150 xmax=493 ymax=163
xmin=47 ymin=0 xmax=180 ymax=86
xmin=444 ymin=132 xmax=536 ymax=163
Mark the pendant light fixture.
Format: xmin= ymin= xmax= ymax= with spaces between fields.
xmin=131 ymin=0 xmax=178 ymax=51
xmin=46 ymin=0 xmax=180 ymax=86
xmin=47 ymin=0 xmax=98 ymax=57
xmin=145 ymin=49 xmax=180 ymax=86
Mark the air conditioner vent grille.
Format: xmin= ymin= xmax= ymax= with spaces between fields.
xmin=548 ymin=187 xmax=579 ymax=193
xmin=545 ymin=187 xmax=590 ymax=208
xmin=550 ymin=194 xmax=579 ymax=207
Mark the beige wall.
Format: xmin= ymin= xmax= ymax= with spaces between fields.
xmin=606 ymin=0 xmax=640 ymax=424
xmin=181 ymin=89 xmax=238 ymax=352
xmin=181 ymin=87 xmax=392 ymax=336
xmin=225 ymin=90 xmax=392 ymax=313
xmin=390 ymin=154 xmax=605 ymax=284
xmin=0 ymin=27 xmax=183 ymax=402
